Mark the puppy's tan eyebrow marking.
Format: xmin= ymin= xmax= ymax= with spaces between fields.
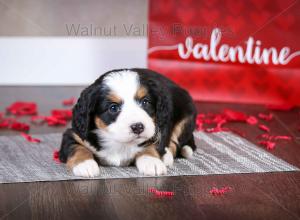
xmin=95 ymin=116 xmax=107 ymax=129
xmin=135 ymin=86 xmax=148 ymax=100
xmin=108 ymin=92 xmax=122 ymax=103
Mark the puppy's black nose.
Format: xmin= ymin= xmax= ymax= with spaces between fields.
xmin=130 ymin=123 xmax=144 ymax=135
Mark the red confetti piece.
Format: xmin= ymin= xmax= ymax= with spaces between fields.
xmin=53 ymin=150 xmax=60 ymax=163
xmin=30 ymin=109 xmax=72 ymax=126
xmin=148 ymin=187 xmax=174 ymax=197
xmin=258 ymin=113 xmax=273 ymax=121
xmin=0 ymin=119 xmax=12 ymax=128
xmin=246 ymin=116 xmax=258 ymax=125
xmin=258 ymin=133 xmax=292 ymax=141
xmin=205 ymin=127 xmax=229 ymax=133
xmin=258 ymin=133 xmax=270 ymax=139
xmin=196 ymin=109 xmax=257 ymax=134
xmin=258 ymin=141 xmax=276 ymax=150
xmin=266 ymin=104 xmax=294 ymax=111
xmin=195 ymin=108 xmax=276 ymax=139
xmin=0 ymin=117 xmax=31 ymax=131
xmin=44 ymin=116 xmax=67 ymax=126
xmin=257 ymin=133 xmax=292 ymax=151
xmin=20 ymin=132 xmax=41 ymax=143
xmin=209 ymin=186 xmax=231 ymax=196
xmin=204 ymin=118 xmax=228 ymax=133
xmin=6 ymin=102 xmax=37 ymax=116
xmin=2 ymin=102 xmax=73 ymax=129
xmin=51 ymin=109 xmax=72 ymax=120
xmin=223 ymin=109 xmax=248 ymax=122
xmin=273 ymin=135 xmax=292 ymax=141
xmin=62 ymin=97 xmax=75 ymax=106
xmin=196 ymin=114 xmax=204 ymax=131
xmin=196 ymin=122 xmax=204 ymax=131
xmin=258 ymin=124 xmax=270 ymax=132
xmin=216 ymin=118 xmax=227 ymax=128
xmin=10 ymin=121 xmax=30 ymax=131
xmin=30 ymin=115 xmax=46 ymax=125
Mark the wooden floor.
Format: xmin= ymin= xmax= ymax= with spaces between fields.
xmin=0 ymin=86 xmax=299 ymax=220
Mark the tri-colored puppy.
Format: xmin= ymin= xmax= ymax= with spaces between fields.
xmin=59 ymin=68 xmax=197 ymax=177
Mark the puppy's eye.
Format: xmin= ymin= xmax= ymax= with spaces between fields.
xmin=140 ymin=97 xmax=151 ymax=107
xmin=109 ymin=103 xmax=121 ymax=113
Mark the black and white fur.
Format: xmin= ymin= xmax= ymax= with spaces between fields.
xmin=59 ymin=68 xmax=197 ymax=177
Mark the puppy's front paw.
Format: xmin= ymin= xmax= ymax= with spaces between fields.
xmin=162 ymin=148 xmax=174 ymax=167
xmin=136 ymin=155 xmax=167 ymax=176
xmin=72 ymin=159 xmax=100 ymax=177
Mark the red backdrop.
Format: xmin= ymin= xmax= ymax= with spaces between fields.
xmin=148 ymin=0 xmax=300 ymax=105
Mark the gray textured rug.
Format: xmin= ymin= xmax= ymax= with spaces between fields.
xmin=0 ymin=132 xmax=298 ymax=183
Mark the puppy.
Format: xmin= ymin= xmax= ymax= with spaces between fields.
xmin=59 ymin=68 xmax=197 ymax=177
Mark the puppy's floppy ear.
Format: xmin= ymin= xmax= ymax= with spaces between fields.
xmin=72 ymin=84 xmax=99 ymax=139
xmin=148 ymin=79 xmax=173 ymax=155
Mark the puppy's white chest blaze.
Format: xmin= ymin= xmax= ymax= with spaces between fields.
xmin=91 ymin=129 xmax=146 ymax=166
xmin=95 ymin=144 xmax=143 ymax=167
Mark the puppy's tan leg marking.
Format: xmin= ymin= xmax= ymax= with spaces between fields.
xmin=67 ymin=145 xmax=93 ymax=169
xmin=163 ymin=117 xmax=193 ymax=165
xmin=169 ymin=117 xmax=189 ymax=155
xmin=135 ymin=145 xmax=167 ymax=176
xmin=67 ymin=144 xmax=100 ymax=177
xmin=136 ymin=145 xmax=160 ymax=159
xmin=72 ymin=132 xmax=85 ymax=146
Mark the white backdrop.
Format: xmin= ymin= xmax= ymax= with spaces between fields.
xmin=0 ymin=37 xmax=147 ymax=85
